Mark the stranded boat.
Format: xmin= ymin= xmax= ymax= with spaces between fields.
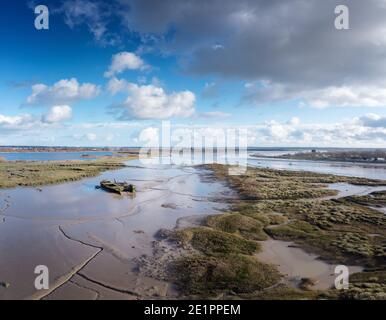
xmin=98 ymin=180 xmax=136 ymax=195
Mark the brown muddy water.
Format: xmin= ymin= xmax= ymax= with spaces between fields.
xmin=0 ymin=159 xmax=385 ymax=299
xmin=256 ymin=240 xmax=363 ymax=290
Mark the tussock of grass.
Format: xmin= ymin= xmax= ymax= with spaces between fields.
xmin=205 ymin=213 xmax=268 ymax=241
xmin=0 ymin=157 xmax=135 ymax=188
xmin=336 ymin=271 xmax=386 ymax=300
xmin=172 ymin=254 xmax=280 ymax=296
xmin=331 ymin=233 xmax=385 ymax=259
xmin=172 ymin=227 xmax=260 ymax=255
xmin=345 ymin=191 xmax=386 ymax=207
xmin=265 ymin=220 xmax=320 ymax=241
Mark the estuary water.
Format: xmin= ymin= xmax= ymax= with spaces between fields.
xmin=0 ymin=160 xmax=232 ymax=299
xmin=0 ymin=154 xmax=385 ymax=298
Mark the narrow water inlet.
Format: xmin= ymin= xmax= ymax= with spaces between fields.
xmin=256 ymin=239 xmax=363 ymax=290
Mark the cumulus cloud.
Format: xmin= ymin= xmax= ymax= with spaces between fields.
xmin=58 ymin=1 xmax=386 ymax=90
xmin=106 ymin=77 xmax=131 ymax=95
xmin=131 ymin=114 xmax=386 ymax=148
xmin=113 ymin=0 xmax=386 ymax=108
xmin=54 ymin=1 xmax=386 ymax=108
xmin=0 ymin=108 xmax=71 ymax=132
xmin=249 ymin=114 xmax=386 ymax=147
xmin=26 ymin=78 xmax=100 ymax=106
xmin=0 ymin=113 xmax=36 ymax=130
xmin=244 ymin=82 xmax=386 ymax=108
xmin=104 ymin=52 xmax=147 ymax=77
xmin=42 ymin=105 xmax=72 ymax=123
xmin=110 ymin=80 xmax=196 ymax=119
xmin=356 ymin=113 xmax=386 ymax=128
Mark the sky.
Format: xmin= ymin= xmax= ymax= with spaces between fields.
xmin=1 ymin=0 xmax=386 ymax=147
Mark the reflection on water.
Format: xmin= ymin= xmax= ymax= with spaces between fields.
xmin=325 ymin=183 xmax=386 ymax=200
xmin=139 ymin=152 xmax=386 ymax=180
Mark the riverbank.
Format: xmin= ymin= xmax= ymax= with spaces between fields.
xmin=253 ymin=150 xmax=386 ymax=164
xmin=152 ymin=164 xmax=386 ymax=299
xmin=0 ymin=156 xmax=136 ymax=189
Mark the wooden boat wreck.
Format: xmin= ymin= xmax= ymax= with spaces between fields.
xmin=98 ymin=180 xmax=136 ymax=195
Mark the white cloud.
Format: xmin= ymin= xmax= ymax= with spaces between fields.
xmin=356 ymin=113 xmax=386 ymax=127
xmin=262 ymin=120 xmax=290 ymax=140
xmin=104 ymin=52 xmax=147 ymax=77
xmin=0 ymin=113 xmax=36 ymax=130
xmin=248 ymin=113 xmax=386 ymax=147
xmin=42 ymin=105 xmax=72 ymax=123
xmin=114 ymin=82 xmax=195 ymax=120
xmin=27 ymin=78 xmax=100 ymax=105
xmin=306 ymin=86 xmax=386 ymax=108
xmin=199 ymin=111 xmax=231 ymax=119
xmin=106 ymin=77 xmax=130 ymax=95
xmin=244 ymin=82 xmax=386 ymax=108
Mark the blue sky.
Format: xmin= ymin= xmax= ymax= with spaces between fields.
xmin=1 ymin=0 xmax=386 ymax=147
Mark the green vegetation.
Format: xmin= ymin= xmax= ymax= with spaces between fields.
xmin=171 ymin=227 xmax=260 ymax=255
xmin=345 ymin=191 xmax=386 ymax=207
xmin=335 ymin=271 xmax=386 ymax=300
xmin=206 ymin=164 xmax=386 ymax=267
xmin=205 ymin=213 xmax=268 ymax=241
xmin=168 ymin=164 xmax=386 ymax=299
xmin=0 ymin=156 xmax=136 ymax=189
xmin=172 ymin=254 xmax=280 ymax=297
xmin=166 ymin=224 xmax=279 ymax=298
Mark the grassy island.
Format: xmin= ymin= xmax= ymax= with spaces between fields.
xmin=0 ymin=156 xmax=136 ymax=189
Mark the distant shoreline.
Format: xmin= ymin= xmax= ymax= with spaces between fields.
xmin=252 ymin=150 xmax=386 ymax=165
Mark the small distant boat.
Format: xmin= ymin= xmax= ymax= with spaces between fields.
xmin=99 ymin=180 xmax=136 ymax=195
